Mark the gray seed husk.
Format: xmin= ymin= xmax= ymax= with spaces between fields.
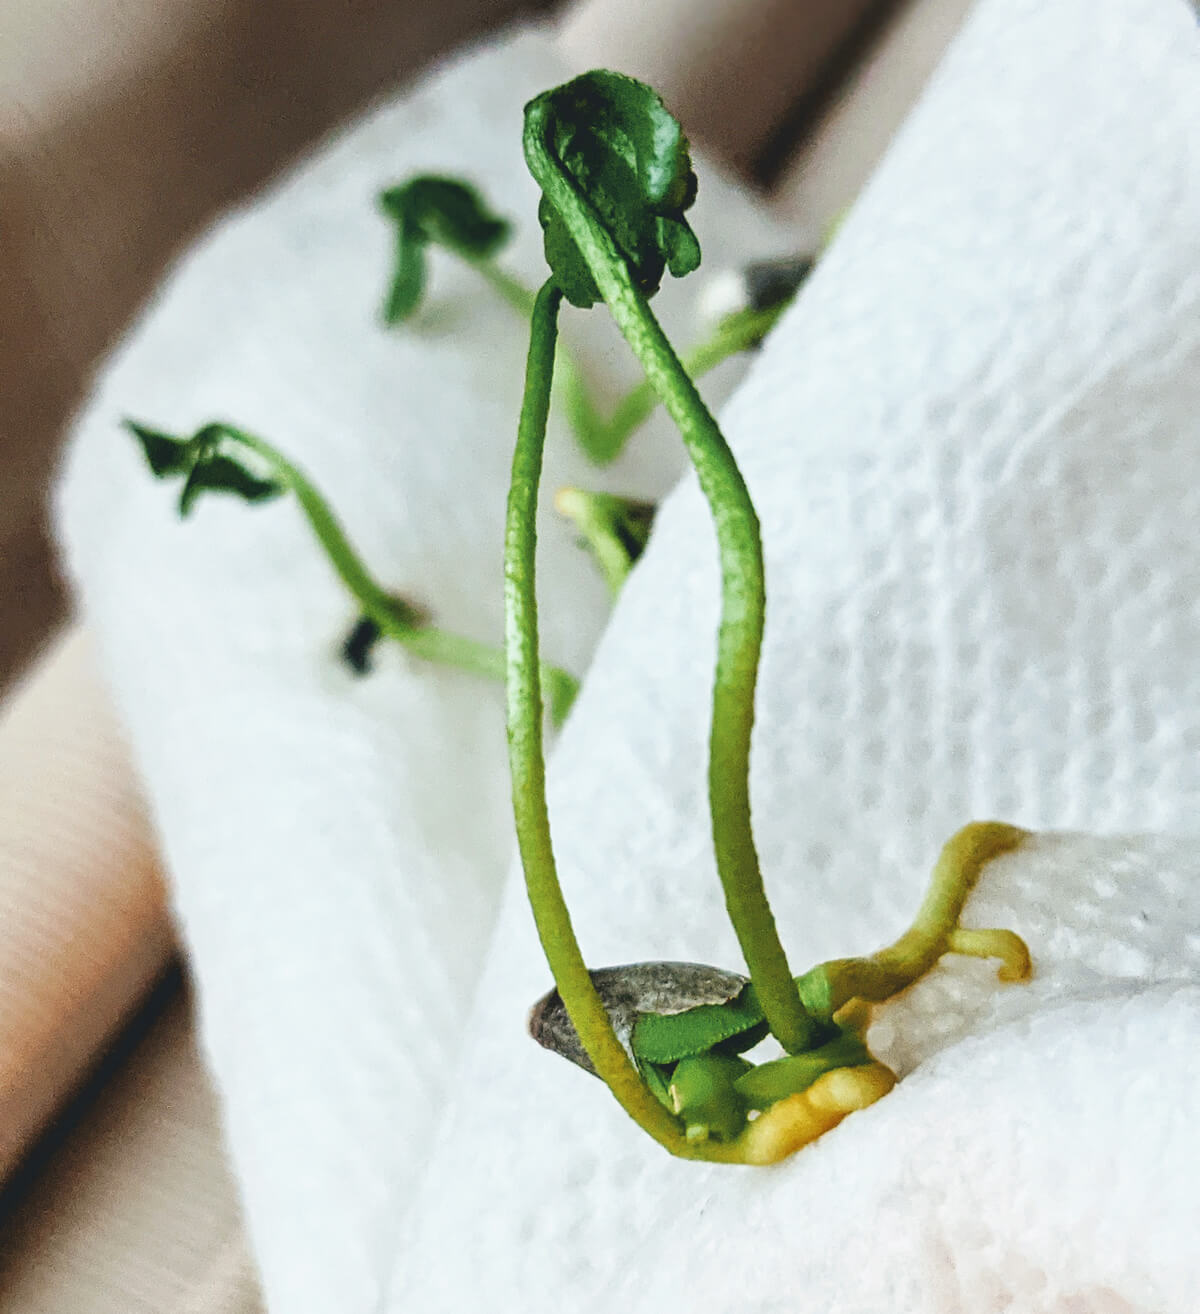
xmin=528 ymin=961 xmax=749 ymax=1075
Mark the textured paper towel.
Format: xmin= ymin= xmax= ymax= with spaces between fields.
xmin=53 ymin=25 xmax=794 ymax=1314
xmin=382 ymin=0 xmax=1200 ymax=1310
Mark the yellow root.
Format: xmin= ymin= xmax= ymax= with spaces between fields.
xmin=737 ymin=1062 xmax=897 ymax=1165
xmin=946 ymin=927 xmax=1032 ymax=982
xmin=807 ymin=821 xmax=1034 ymax=1017
xmin=668 ymin=823 xmax=1035 ymax=1167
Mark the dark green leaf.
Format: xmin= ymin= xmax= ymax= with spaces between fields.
xmin=378 ymin=175 xmax=512 ymax=323
xmin=126 ymin=419 xmax=284 ymax=516
xmin=341 ymin=595 xmax=427 ymax=675
xmin=179 ymin=454 xmax=284 ymax=517
xmin=739 ymin=253 xmax=814 ymax=315
xmin=125 ymin=420 xmax=195 ymax=477
xmin=524 ymin=70 xmax=701 ymax=308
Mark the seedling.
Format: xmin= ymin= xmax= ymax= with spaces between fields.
xmin=553 ymin=488 xmax=656 ymax=597
xmin=125 ymin=419 xmax=578 ymax=725
xmin=121 ymin=70 xmax=1031 ymax=1169
xmin=504 ymin=70 xmax=1032 ymax=1164
xmin=379 ymin=176 xmax=527 ymax=324
xmin=378 ymin=174 xmax=806 ymax=465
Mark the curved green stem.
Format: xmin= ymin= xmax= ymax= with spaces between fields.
xmin=684 ymin=302 xmax=786 ymax=377
xmin=553 ymin=487 xmax=655 ymax=598
xmin=220 ymin=425 xmax=578 ymax=724
xmin=524 ymin=116 xmax=817 ymax=1055
xmin=474 ymin=260 xmax=538 ymax=318
xmin=467 ymin=261 xmax=612 ymax=466
xmin=564 ymin=301 xmax=787 ymax=465
xmin=505 ymin=282 xmax=745 ymax=1161
xmin=472 ymin=258 xmax=786 ymax=467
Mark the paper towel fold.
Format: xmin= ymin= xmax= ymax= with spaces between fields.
xmin=54 ymin=24 xmax=794 ymax=1314
xmin=379 ymin=0 xmax=1200 ymax=1309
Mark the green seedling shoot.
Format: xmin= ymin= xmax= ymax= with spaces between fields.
xmin=125 ymin=419 xmax=578 ymax=725
xmin=379 ymin=174 xmax=806 ymax=465
xmin=379 ymin=176 xmax=528 ymax=323
xmin=506 ymin=70 xmax=1033 ymax=1164
xmin=553 ymin=487 xmax=656 ymax=597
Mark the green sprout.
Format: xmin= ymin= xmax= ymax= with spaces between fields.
xmin=125 ymin=419 xmax=578 ymax=726
xmin=378 ymin=176 xmax=517 ymax=324
xmin=378 ymin=172 xmax=805 ymax=466
xmin=506 ymin=70 xmax=1033 ymax=1164
xmin=559 ymin=298 xmax=791 ymax=465
xmin=120 ymin=71 xmax=1032 ymax=1170
xmin=553 ymin=487 xmax=656 ymax=597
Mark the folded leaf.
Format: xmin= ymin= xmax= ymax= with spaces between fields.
xmin=524 ymin=70 xmax=701 ymax=308
xmin=378 ymin=175 xmax=512 ymax=323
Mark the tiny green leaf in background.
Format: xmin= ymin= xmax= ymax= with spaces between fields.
xmin=126 ymin=422 xmax=194 ymax=477
xmin=127 ymin=420 xmax=284 ymax=516
xmin=378 ymin=175 xmax=513 ymax=323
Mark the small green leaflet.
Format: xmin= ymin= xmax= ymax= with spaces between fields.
xmin=523 ymin=70 xmax=701 ymax=309
xmin=378 ymin=175 xmax=512 ymax=323
xmin=125 ymin=421 xmax=284 ymax=517
xmin=630 ymin=969 xmax=843 ymax=1064
xmin=631 ymin=983 xmax=767 ymax=1063
xmin=129 ymin=423 xmax=194 ymax=477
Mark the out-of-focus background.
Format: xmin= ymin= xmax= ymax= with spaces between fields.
xmin=0 ymin=1 xmax=969 ymax=1308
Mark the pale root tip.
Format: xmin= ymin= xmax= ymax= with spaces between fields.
xmin=947 ymin=927 xmax=1033 ymax=982
xmin=737 ymin=1062 xmax=896 ymax=1166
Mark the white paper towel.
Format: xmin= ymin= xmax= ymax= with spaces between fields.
xmin=56 ymin=0 xmax=1200 ymax=1311
xmin=380 ymin=0 xmax=1200 ymax=1309
xmin=53 ymin=25 xmax=795 ymax=1314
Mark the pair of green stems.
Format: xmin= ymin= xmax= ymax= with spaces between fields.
xmin=503 ymin=103 xmax=1029 ymax=1162
xmin=475 ymin=257 xmax=785 ymax=466
xmin=504 ymin=120 xmax=815 ymax=1162
xmin=504 ymin=269 xmax=1032 ymax=1159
